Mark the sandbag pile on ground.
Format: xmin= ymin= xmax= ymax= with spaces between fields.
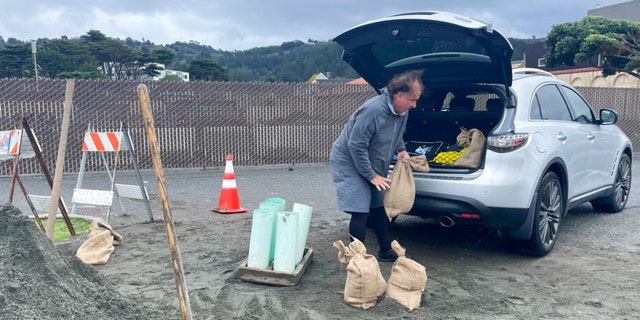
xmin=334 ymin=238 xmax=428 ymax=312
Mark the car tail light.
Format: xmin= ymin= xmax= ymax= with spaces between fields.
xmin=486 ymin=133 xmax=528 ymax=153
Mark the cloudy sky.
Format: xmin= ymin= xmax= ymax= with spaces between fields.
xmin=0 ymin=0 xmax=628 ymax=51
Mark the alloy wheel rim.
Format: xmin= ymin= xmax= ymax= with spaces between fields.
xmin=538 ymin=180 xmax=561 ymax=247
xmin=614 ymin=157 xmax=631 ymax=206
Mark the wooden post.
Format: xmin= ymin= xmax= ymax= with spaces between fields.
xmin=46 ymin=79 xmax=74 ymax=239
xmin=137 ymin=84 xmax=193 ymax=320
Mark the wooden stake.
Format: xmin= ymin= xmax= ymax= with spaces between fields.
xmin=46 ymin=79 xmax=74 ymax=239
xmin=137 ymin=84 xmax=193 ymax=320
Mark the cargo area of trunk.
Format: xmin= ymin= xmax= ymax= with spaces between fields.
xmin=403 ymin=85 xmax=505 ymax=169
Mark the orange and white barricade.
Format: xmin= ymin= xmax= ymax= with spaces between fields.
xmin=0 ymin=130 xmax=22 ymax=160
xmin=72 ymin=123 xmax=154 ymax=222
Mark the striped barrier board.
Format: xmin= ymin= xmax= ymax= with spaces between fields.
xmin=82 ymin=132 xmax=128 ymax=152
xmin=0 ymin=130 xmax=22 ymax=156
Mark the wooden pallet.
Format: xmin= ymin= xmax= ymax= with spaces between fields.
xmin=236 ymin=248 xmax=314 ymax=286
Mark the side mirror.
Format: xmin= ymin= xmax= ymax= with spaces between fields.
xmin=599 ymin=109 xmax=618 ymax=125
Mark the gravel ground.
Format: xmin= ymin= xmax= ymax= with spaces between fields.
xmin=2 ymin=161 xmax=639 ymax=319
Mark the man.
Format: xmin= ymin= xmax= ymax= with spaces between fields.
xmin=329 ymin=69 xmax=423 ymax=261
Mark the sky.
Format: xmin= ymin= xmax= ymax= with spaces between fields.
xmin=0 ymin=0 xmax=630 ymax=51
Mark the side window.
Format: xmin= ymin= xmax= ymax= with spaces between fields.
xmin=535 ymin=84 xmax=572 ymax=121
xmin=560 ymin=86 xmax=595 ymax=124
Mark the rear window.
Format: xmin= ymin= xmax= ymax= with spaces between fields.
xmin=370 ymin=34 xmax=488 ymax=68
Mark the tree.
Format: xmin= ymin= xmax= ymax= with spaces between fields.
xmin=81 ymin=30 xmax=143 ymax=79
xmin=150 ymin=48 xmax=176 ymax=65
xmin=38 ymin=38 xmax=100 ymax=79
xmin=187 ymin=58 xmax=229 ymax=81
xmin=228 ymin=67 xmax=258 ymax=82
xmin=143 ymin=62 xmax=164 ymax=78
xmin=545 ymin=16 xmax=640 ymax=79
xmin=81 ymin=30 xmax=108 ymax=43
xmin=0 ymin=43 xmax=31 ymax=78
xmin=57 ymin=70 xmax=107 ymax=79
xmin=508 ymin=38 xmax=528 ymax=61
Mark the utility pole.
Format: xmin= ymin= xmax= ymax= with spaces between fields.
xmin=31 ymin=40 xmax=38 ymax=79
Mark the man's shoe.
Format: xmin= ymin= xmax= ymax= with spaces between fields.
xmin=377 ymin=248 xmax=398 ymax=262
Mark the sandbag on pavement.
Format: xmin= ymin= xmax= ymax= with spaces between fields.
xmin=333 ymin=238 xmax=387 ymax=310
xmin=76 ymin=220 xmax=123 ymax=265
xmin=386 ymin=240 xmax=427 ymax=311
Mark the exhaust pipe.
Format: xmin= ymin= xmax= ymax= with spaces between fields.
xmin=439 ymin=215 xmax=456 ymax=228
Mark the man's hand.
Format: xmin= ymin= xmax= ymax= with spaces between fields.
xmin=370 ymin=175 xmax=391 ymax=191
xmin=396 ymin=150 xmax=410 ymax=162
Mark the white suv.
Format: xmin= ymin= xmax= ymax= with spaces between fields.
xmin=334 ymin=11 xmax=633 ymax=256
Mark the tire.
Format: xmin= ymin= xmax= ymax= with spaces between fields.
xmin=591 ymin=153 xmax=631 ymax=213
xmin=522 ymin=171 xmax=564 ymax=257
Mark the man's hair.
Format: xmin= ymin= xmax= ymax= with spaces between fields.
xmin=387 ymin=69 xmax=424 ymax=95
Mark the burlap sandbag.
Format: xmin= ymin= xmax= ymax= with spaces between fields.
xmin=409 ymin=154 xmax=430 ymax=173
xmin=76 ymin=221 xmax=123 ymax=265
xmin=453 ymin=128 xmax=485 ymax=168
xmin=333 ymin=238 xmax=387 ymax=310
xmin=384 ymin=155 xmax=430 ymax=221
xmin=386 ymin=240 xmax=427 ymax=311
xmin=455 ymin=126 xmax=470 ymax=147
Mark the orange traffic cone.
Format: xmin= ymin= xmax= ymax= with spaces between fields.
xmin=211 ymin=154 xmax=247 ymax=214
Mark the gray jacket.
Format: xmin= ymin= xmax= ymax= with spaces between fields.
xmin=329 ymin=89 xmax=407 ymax=213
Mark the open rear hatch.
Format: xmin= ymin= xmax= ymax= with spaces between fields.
xmin=333 ymin=11 xmax=514 ymax=91
xmin=334 ymin=12 xmax=514 ymax=170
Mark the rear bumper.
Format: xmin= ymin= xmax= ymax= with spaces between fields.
xmin=409 ymin=191 xmax=530 ymax=230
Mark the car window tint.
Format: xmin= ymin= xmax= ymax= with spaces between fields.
xmin=530 ymin=95 xmax=543 ymax=120
xmin=535 ymin=84 xmax=572 ymax=121
xmin=560 ymin=86 xmax=595 ymax=124
xmin=371 ymin=38 xmax=487 ymax=67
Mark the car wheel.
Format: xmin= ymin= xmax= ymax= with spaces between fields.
xmin=522 ymin=171 xmax=564 ymax=257
xmin=591 ymin=153 xmax=631 ymax=213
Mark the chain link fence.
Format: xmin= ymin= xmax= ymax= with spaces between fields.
xmin=0 ymin=78 xmax=638 ymax=177
xmin=579 ymin=86 xmax=640 ymax=146
xmin=0 ymin=78 xmax=375 ymax=176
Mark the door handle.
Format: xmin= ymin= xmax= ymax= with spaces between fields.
xmin=557 ymin=133 xmax=567 ymax=142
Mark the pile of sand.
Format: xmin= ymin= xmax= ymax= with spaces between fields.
xmin=0 ymin=204 xmax=163 ymax=319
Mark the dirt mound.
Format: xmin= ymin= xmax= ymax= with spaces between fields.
xmin=0 ymin=204 xmax=163 ymax=319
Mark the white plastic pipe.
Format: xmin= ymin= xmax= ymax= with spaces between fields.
xmin=263 ymin=197 xmax=286 ymax=211
xmin=292 ymin=203 xmax=313 ymax=265
xmin=247 ymin=208 xmax=276 ymax=269
xmin=273 ymin=211 xmax=299 ymax=273
xmin=259 ymin=201 xmax=282 ymax=263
